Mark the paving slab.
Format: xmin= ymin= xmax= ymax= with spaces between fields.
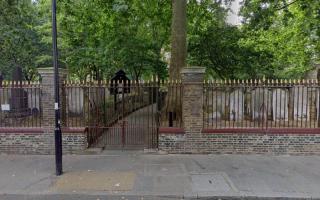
xmin=191 ymin=172 xmax=237 ymax=193
xmin=53 ymin=171 xmax=136 ymax=192
xmin=0 ymin=153 xmax=320 ymax=199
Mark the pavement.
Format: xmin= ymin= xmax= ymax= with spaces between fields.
xmin=0 ymin=151 xmax=320 ymax=200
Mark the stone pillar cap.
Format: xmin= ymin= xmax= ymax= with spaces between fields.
xmin=181 ymin=67 xmax=206 ymax=83
xmin=38 ymin=67 xmax=68 ymax=75
xmin=181 ymin=66 xmax=206 ymax=74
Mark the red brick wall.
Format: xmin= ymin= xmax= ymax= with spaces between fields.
xmin=159 ymin=132 xmax=320 ymax=155
xmin=0 ymin=128 xmax=87 ymax=154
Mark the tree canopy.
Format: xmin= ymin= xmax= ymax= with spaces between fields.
xmin=0 ymin=0 xmax=44 ymax=80
xmin=239 ymin=0 xmax=320 ymax=78
xmin=0 ymin=0 xmax=319 ymax=80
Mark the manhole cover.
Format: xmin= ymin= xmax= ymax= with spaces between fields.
xmin=191 ymin=172 xmax=236 ymax=192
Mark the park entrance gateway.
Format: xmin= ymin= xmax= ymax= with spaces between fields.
xmin=63 ymin=70 xmax=163 ymax=150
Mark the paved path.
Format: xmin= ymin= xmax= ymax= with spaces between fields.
xmin=0 ymin=152 xmax=320 ymax=199
xmin=96 ymin=104 xmax=157 ymax=149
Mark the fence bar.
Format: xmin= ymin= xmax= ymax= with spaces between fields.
xmin=203 ymin=79 xmax=320 ymax=131
xmin=0 ymin=81 xmax=42 ymax=127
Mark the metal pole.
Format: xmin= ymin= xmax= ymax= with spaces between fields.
xmin=52 ymin=0 xmax=63 ymax=176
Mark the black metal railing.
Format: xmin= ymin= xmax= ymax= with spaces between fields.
xmin=62 ymin=80 xmax=183 ymax=128
xmin=0 ymin=81 xmax=42 ymax=127
xmin=203 ymin=79 xmax=320 ymax=130
xmin=158 ymin=80 xmax=183 ymax=128
xmin=62 ymin=80 xmax=183 ymax=147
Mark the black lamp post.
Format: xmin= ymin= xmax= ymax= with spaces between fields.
xmin=52 ymin=0 xmax=63 ymax=176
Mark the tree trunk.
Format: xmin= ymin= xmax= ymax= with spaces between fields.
xmin=162 ymin=0 xmax=187 ymax=127
xmin=169 ymin=0 xmax=187 ymax=80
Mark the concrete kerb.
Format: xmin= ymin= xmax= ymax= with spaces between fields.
xmin=0 ymin=194 xmax=317 ymax=200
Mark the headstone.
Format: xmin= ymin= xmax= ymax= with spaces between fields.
xmin=207 ymin=112 xmax=222 ymax=124
xmin=0 ymin=73 xmax=3 ymax=87
xmin=229 ymin=89 xmax=244 ymax=121
xmin=307 ymin=88 xmax=318 ymax=121
xmin=0 ymin=73 xmax=3 ymax=112
xmin=10 ymin=67 xmax=28 ymax=116
xmin=304 ymin=63 xmax=320 ymax=79
xmin=27 ymin=88 xmax=40 ymax=114
xmin=291 ymin=86 xmax=309 ymax=120
xmin=68 ymin=87 xmax=84 ymax=115
xmin=251 ymin=88 xmax=269 ymax=121
xmin=206 ymin=89 xmax=226 ymax=121
xmin=304 ymin=64 xmax=320 ymax=122
xmin=272 ymin=89 xmax=288 ymax=121
xmin=316 ymin=90 xmax=320 ymax=121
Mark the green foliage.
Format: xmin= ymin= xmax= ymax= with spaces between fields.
xmin=1 ymin=0 xmax=318 ymax=80
xmin=0 ymin=0 xmax=43 ymax=80
xmin=35 ymin=0 xmax=171 ymax=80
xmin=188 ymin=0 xmax=319 ymax=79
xmin=187 ymin=0 xmax=262 ymax=79
xmin=239 ymin=0 xmax=320 ymax=78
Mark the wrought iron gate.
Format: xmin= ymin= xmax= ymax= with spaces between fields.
xmin=64 ymin=81 xmax=160 ymax=150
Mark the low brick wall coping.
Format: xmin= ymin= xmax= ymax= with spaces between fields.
xmin=0 ymin=128 xmax=43 ymax=134
xmin=62 ymin=127 xmax=87 ymax=133
xmin=0 ymin=127 xmax=87 ymax=134
xmin=159 ymin=127 xmax=185 ymax=134
xmin=202 ymin=128 xmax=320 ymax=134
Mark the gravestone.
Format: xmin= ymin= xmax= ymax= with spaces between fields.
xmin=304 ymin=63 xmax=320 ymax=79
xmin=291 ymin=86 xmax=309 ymax=120
xmin=0 ymin=73 xmax=3 ymax=87
xmin=272 ymin=89 xmax=288 ymax=121
xmin=68 ymin=87 xmax=84 ymax=115
xmin=207 ymin=112 xmax=222 ymax=124
xmin=251 ymin=88 xmax=269 ymax=121
xmin=0 ymin=73 xmax=4 ymax=119
xmin=10 ymin=67 xmax=28 ymax=116
xmin=27 ymin=88 xmax=40 ymax=115
xmin=306 ymin=88 xmax=318 ymax=121
xmin=229 ymin=89 xmax=244 ymax=121
xmin=316 ymin=90 xmax=320 ymax=121
xmin=206 ymin=89 xmax=226 ymax=123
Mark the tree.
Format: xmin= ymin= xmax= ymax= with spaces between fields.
xmin=169 ymin=0 xmax=187 ymax=80
xmin=34 ymin=0 xmax=171 ymax=81
xmin=187 ymin=0 xmax=268 ymax=79
xmin=0 ymin=0 xmax=43 ymax=80
xmin=239 ymin=0 xmax=320 ymax=78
